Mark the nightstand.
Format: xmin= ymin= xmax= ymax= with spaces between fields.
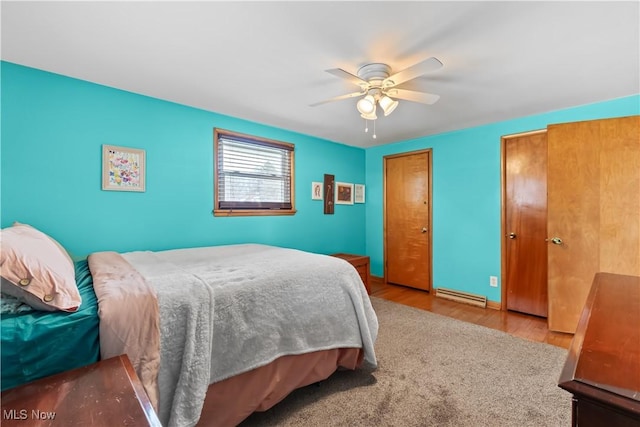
xmin=1 ymin=354 xmax=161 ymax=426
xmin=331 ymin=253 xmax=371 ymax=294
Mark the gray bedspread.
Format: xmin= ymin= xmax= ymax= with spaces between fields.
xmin=122 ymin=244 xmax=378 ymax=427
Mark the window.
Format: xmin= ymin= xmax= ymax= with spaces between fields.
xmin=214 ymin=129 xmax=295 ymax=216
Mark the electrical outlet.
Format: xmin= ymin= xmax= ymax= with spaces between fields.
xmin=489 ymin=276 xmax=498 ymax=287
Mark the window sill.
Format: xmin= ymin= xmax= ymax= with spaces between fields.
xmin=213 ymin=209 xmax=297 ymax=217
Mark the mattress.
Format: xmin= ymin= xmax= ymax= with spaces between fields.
xmin=1 ymin=260 xmax=100 ymax=391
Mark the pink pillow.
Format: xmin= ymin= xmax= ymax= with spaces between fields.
xmin=0 ymin=223 xmax=81 ymax=312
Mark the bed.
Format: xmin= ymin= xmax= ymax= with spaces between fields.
xmin=1 ymin=223 xmax=378 ymax=427
xmin=0 ymin=260 xmax=100 ymax=391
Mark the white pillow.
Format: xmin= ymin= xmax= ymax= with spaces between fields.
xmin=0 ymin=223 xmax=81 ymax=312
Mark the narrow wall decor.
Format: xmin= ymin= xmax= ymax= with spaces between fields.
xmin=323 ymin=174 xmax=334 ymax=214
xmin=102 ymin=145 xmax=146 ymax=192
xmin=354 ymin=184 xmax=365 ymax=203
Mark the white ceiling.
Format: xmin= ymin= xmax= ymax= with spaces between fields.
xmin=2 ymin=1 xmax=639 ymax=148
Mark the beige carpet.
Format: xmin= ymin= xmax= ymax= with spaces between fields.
xmin=240 ymin=297 xmax=571 ymax=427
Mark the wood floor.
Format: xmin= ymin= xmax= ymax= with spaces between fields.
xmin=370 ymin=277 xmax=573 ymax=349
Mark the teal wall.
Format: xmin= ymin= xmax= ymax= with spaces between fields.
xmin=2 ymin=61 xmax=638 ymax=304
xmin=0 ymin=62 xmax=366 ymax=258
xmin=365 ymin=95 xmax=640 ymax=302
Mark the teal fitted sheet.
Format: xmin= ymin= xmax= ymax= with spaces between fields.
xmin=1 ymin=260 xmax=100 ymax=391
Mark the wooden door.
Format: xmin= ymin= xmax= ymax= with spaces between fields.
xmin=384 ymin=150 xmax=432 ymax=291
xmin=503 ymin=131 xmax=548 ymax=317
xmin=547 ymin=116 xmax=640 ymax=333
xmin=598 ymin=116 xmax=640 ymax=276
xmin=548 ymin=120 xmax=601 ymax=333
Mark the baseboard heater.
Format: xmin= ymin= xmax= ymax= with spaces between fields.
xmin=435 ymin=288 xmax=487 ymax=308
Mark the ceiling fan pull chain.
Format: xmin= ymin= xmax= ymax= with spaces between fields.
xmin=373 ymin=119 xmax=377 ymax=139
xmin=364 ymin=118 xmax=369 ymax=133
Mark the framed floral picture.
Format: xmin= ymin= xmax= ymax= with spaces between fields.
xmin=335 ymin=182 xmax=354 ymax=205
xmin=102 ymin=145 xmax=146 ymax=192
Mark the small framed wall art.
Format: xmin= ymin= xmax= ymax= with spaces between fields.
xmin=354 ymin=184 xmax=365 ymax=203
xmin=102 ymin=145 xmax=146 ymax=192
xmin=311 ymin=182 xmax=323 ymax=200
xmin=335 ymin=182 xmax=354 ymax=205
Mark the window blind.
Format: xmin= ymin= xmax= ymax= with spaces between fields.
xmin=216 ymin=133 xmax=293 ymax=210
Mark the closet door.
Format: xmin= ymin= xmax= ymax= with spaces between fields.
xmin=547 ymin=121 xmax=600 ymax=333
xmin=384 ymin=150 xmax=432 ymax=291
xmin=547 ymin=116 xmax=640 ymax=333
xmin=503 ymin=131 xmax=548 ymax=317
xmin=598 ymin=116 xmax=640 ymax=276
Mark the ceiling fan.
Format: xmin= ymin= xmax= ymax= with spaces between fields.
xmin=310 ymin=57 xmax=443 ymax=120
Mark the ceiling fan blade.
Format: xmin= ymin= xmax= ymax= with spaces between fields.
xmin=309 ymin=91 xmax=365 ymax=107
xmin=325 ymin=68 xmax=369 ymax=88
xmin=383 ymin=57 xmax=443 ymax=88
xmin=385 ymin=88 xmax=440 ymax=105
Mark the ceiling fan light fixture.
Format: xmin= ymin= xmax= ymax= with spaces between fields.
xmin=379 ymin=95 xmax=399 ymax=116
xmin=356 ymin=94 xmax=376 ymax=115
xmin=360 ymin=105 xmax=377 ymax=120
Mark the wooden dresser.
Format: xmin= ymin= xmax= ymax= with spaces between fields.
xmin=558 ymin=273 xmax=640 ymax=426
xmin=331 ymin=253 xmax=370 ymax=294
xmin=1 ymin=354 xmax=161 ymax=427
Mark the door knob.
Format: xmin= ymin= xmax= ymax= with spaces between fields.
xmin=546 ymin=237 xmax=563 ymax=245
xmin=508 ymin=232 xmax=517 ymax=239
xmin=421 ymin=227 xmax=428 ymax=233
